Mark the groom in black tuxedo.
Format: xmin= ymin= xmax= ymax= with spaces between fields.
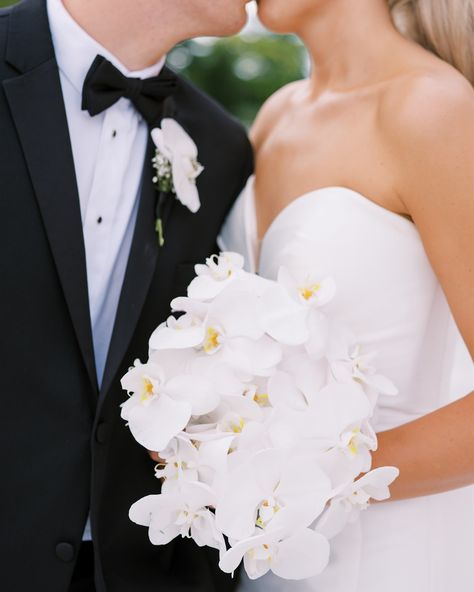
xmin=0 ymin=0 xmax=252 ymax=590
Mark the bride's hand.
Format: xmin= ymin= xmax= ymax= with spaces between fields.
xmin=148 ymin=450 xmax=165 ymax=464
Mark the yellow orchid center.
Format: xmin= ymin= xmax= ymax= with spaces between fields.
xmin=299 ymin=283 xmax=321 ymax=301
xmin=248 ymin=544 xmax=273 ymax=562
xmin=348 ymin=428 xmax=361 ymax=455
xmin=203 ymin=327 xmax=221 ymax=354
xmin=140 ymin=378 xmax=154 ymax=403
xmin=229 ymin=417 xmax=245 ymax=433
xmin=263 ymin=544 xmax=273 ymax=562
xmin=256 ymin=497 xmax=281 ymax=529
xmin=256 ymin=516 xmax=265 ymax=528
xmin=253 ymin=392 xmax=270 ymax=407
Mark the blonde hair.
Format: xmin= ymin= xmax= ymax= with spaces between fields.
xmin=389 ymin=0 xmax=474 ymax=85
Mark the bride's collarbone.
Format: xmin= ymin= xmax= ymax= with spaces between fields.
xmin=253 ymin=168 xmax=414 ymax=238
xmin=254 ymin=131 xmax=412 ymax=226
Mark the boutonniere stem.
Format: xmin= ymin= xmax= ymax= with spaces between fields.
xmin=155 ymin=218 xmax=165 ymax=248
xmin=155 ymin=191 xmax=168 ymax=247
xmin=151 ymin=119 xmax=204 ymax=247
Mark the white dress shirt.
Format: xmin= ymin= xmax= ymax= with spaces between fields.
xmin=46 ymin=0 xmax=165 ymax=540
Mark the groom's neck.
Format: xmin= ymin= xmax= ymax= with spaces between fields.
xmin=62 ymin=0 xmax=184 ymax=71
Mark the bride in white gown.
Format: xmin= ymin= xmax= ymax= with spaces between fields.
xmin=219 ymin=0 xmax=474 ymax=590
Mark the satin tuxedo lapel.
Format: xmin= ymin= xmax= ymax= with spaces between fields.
xmin=3 ymin=0 xmax=97 ymax=390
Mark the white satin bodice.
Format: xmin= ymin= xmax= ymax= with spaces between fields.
xmin=219 ymin=175 xmax=474 ymax=592
xmin=219 ymin=176 xmax=473 ymax=432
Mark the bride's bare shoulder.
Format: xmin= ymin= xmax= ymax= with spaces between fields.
xmin=380 ymin=62 xmax=474 ymax=150
xmin=378 ymin=60 xmax=474 ymax=215
xmin=250 ymin=80 xmax=306 ymax=151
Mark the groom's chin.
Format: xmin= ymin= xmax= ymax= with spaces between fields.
xmin=218 ymin=11 xmax=249 ymax=37
xmin=206 ymin=1 xmax=250 ymax=37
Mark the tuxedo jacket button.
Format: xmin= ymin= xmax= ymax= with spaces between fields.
xmin=96 ymin=422 xmax=109 ymax=444
xmin=55 ymin=542 xmax=75 ymax=562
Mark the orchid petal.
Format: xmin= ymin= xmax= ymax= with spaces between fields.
xmin=223 ymin=335 xmax=282 ymax=376
xmin=260 ymin=283 xmax=310 ymax=345
xmin=354 ymin=466 xmax=400 ymax=500
xmin=210 ymin=288 xmax=264 ymax=340
xmin=170 ymin=297 xmax=209 ymax=317
xmin=172 ymin=159 xmax=201 ymax=213
xmin=272 ymin=529 xmax=330 ymax=579
xmin=149 ymin=316 xmax=205 ymax=351
xmin=366 ymin=373 xmax=399 ymax=396
xmin=121 ymin=392 xmax=191 ymax=451
xmin=308 ymin=383 xmax=372 ymax=442
xmin=188 ymin=274 xmax=235 ymax=301
xmin=219 ymin=530 xmax=277 ymax=576
xmin=268 ymin=370 xmax=307 ymax=411
xmin=315 ymin=498 xmax=352 ymax=540
xmin=150 ymin=127 xmax=172 ymax=160
xmin=198 ymin=435 xmax=235 ymax=474
xmin=161 ymin=118 xmax=198 ymax=158
xmin=165 ymin=374 xmax=219 ymax=415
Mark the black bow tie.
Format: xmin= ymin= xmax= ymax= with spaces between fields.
xmin=82 ymin=55 xmax=178 ymax=126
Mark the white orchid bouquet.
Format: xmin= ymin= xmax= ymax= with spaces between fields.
xmin=121 ymin=251 xmax=400 ymax=581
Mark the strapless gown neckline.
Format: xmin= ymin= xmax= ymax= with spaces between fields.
xmin=218 ymin=174 xmax=474 ymax=592
xmin=255 ymin=176 xmax=415 ymax=242
xmin=238 ymin=174 xmax=417 ymax=274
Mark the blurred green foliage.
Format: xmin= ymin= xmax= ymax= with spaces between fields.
xmin=0 ymin=0 xmax=306 ymax=125
xmin=169 ymin=37 xmax=305 ymax=126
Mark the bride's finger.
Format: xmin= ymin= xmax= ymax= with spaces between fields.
xmin=148 ymin=450 xmax=164 ymax=463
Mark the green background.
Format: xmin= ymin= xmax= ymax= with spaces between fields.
xmin=0 ymin=0 xmax=306 ymax=126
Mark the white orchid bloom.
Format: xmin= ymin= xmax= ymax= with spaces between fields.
xmin=147 ymin=347 xmax=204 ymax=379
xmin=261 ymin=266 xmax=334 ymax=357
xmin=129 ymin=481 xmax=225 ymax=551
xmin=331 ymin=343 xmax=398 ymax=396
xmin=267 ymin=351 xmax=328 ymax=411
xmin=150 ymin=288 xmax=282 ymax=376
xmin=219 ymin=526 xmax=330 ymax=580
xmin=148 ymin=297 xmax=208 ymax=352
xmin=149 ymin=340 xmax=246 ymax=403
xmin=154 ymin=436 xmax=200 ymax=491
xmin=214 ymin=395 xmax=264 ymax=435
xmin=187 ymin=393 xmax=264 ymax=438
xmin=216 ymin=448 xmax=331 ymax=541
xmin=279 ymin=266 xmax=336 ymax=309
xmin=188 ymin=252 xmax=245 ymax=300
xmin=266 ymin=380 xmax=374 ymax=465
xmin=241 ymin=376 xmax=273 ymax=409
xmin=151 ymin=119 xmax=204 ymax=213
xmin=120 ymin=359 xmax=219 ymax=452
xmin=149 ymin=312 xmax=206 ymax=352
xmin=185 ymin=394 xmax=266 ymax=475
xmin=263 ymin=405 xmax=313 ymax=450
xmin=342 ymin=415 xmax=377 ymax=460
xmin=316 ymin=466 xmax=400 ymax=539
xmin=346 ymin=465 xmax=400 ymax=507
xmin=267 ymin=370 xmax=308 ymax=411
xmin=300 ymin=383 xmax=376 ymax=477
xmin=324 ymin=321 xmax=398 ymax=398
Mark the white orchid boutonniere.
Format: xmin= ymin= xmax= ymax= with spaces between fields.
xmin=151 ymin=119 xmax=204 ymax=246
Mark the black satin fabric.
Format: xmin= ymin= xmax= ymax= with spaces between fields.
xmin=82 ymin=55 xmax=178 ymax=126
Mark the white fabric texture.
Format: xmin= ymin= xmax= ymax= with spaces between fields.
xmin=219 ymin=175 xmax=474 ymax=591
xmin=47 ymin=0 xmax=165 ymax=541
